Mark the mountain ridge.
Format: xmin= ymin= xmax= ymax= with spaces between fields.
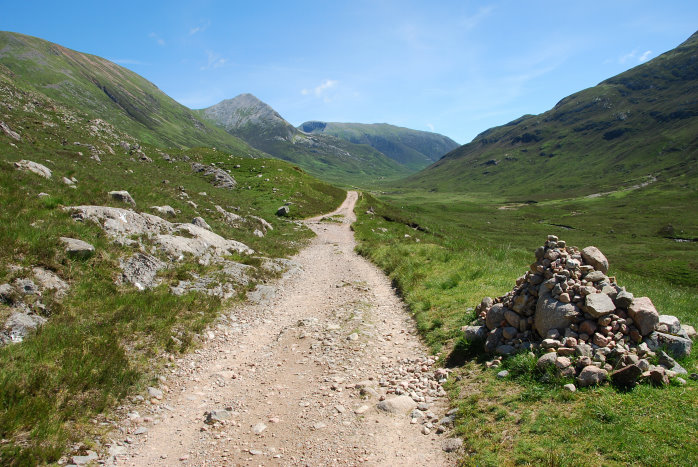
xmin=402 ymin=29 xmax=698 ymax=199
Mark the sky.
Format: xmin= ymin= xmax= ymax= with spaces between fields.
xmin=2 ymin=1 xmax=697 ymax=144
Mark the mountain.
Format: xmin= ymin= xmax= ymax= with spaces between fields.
xmin=298 ymin=121 xmax=459 ymax=170
xmin=198 ymin=95 xmax=411 ymax=185
xmin=403 ymin=31 xmax=698 ymax=200
xmin=0 ymin=31 xmax=257 ymax=154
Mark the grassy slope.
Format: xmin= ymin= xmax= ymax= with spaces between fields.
xmin=297 ymin=121 xmax=460 ymax=170
xmin=353 ymin=187 xmax=697 ymax=465
xmin=0 ymin=71 xmax=345 ymax=465
xmin=403 ymin=31 xmax=698 ymax=200
xmin=0 ymin=31 xmax=257 ymax=154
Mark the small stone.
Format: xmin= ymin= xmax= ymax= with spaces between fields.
xmin=555 ymin=356 xmax=571 ymax=369
xmin=192 ymin=217 xmax=211 ymax=230
xmin=563 ymin=383 xmax=576 ymax=392
xmin=60 ymin=237 xmax=95 ymax=259
xmin=614 ymin=289 xmax=634 ymax=309
xmin=497 ymin=370 xmax=509 ymax=379
xmin=147 ymin=387 xmax=163 ymax=400
xmin=377 ymin=395 xmax=418 ymax=414
xmin=276 ymin=206 xmax=290 ymax=217
xmin=536 ymin=352 xmax=558 ymax=371
xmin=442 ymin=438 xmax=463 ymax=452
xmin=421 ymin=426 xmax=431 ymax=435
xmin=347 ymin=332 xmax=359 ymax=341
xmin=134 ymin=427 xmax=148 ymax=435
xmin=649 ymin=367 xmax=670 ymax=387
xmin=577 ymin=365 xmax=607 ymax=387
xmin=252 ymin=422 xmax=267 ymax=434
xmin=109 ymin=190 xmax=136 ymax=206
xmin=581 ymin=246 xmax=609 ymax=273
xmin=354 ymin=405 xmax=370 ymax=414
xmin=585 ymin=293 xmax=616 ymax=318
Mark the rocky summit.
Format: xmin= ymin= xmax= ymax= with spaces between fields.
xmin=464 ymin=235 xmax=695 ymax=388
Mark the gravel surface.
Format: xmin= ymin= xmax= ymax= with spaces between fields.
xmin=109 ymin=191 xmax=453 ymax=466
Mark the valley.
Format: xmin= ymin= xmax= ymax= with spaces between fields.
xmin=0 ymin=24 xmax=697 ymax=467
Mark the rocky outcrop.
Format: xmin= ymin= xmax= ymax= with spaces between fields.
xmin=14 ymin=160 xmax=52 ymax=178
xmin=119 ymin=253 xmax=166 ymax=290
xmin=191 ymin=163 xmax=236 ymax=189
xmin=60 ymin=237 xmax=95 ymax=259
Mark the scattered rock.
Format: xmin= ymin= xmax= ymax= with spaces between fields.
xmin=3 ymin=312 xmax=47 ymax=343
xmin=192 ymin=217 xmax=211 ymax=231
xmin=119 ymin=253 xmax=166 ymax=290
xmin=276 ymin=206 xmax=290 ymax=217
xmin=151 ymin=205 xmax=176 ymax=217
xmin=191 ymin=163 xmax=236 ymax=189
xmin=577 ymin=365 xmax=607 ymax=387
xmin=644 ymin=331 xmax=692 ymax=359
xmin=251 ymin=422 xmax=267 ymax=434
xmin=611 ymin=364 xmax=643 ymax=389
xmin=71 ymin=450 xmax=98 ymax=465
xmin=32 ymin=267 xmax=69 ymax=298
xmin=109 ymin=190 xmax=136 ymax=206
xmin=1 ymin=121 xmax=21 ymax=141
xmin=376 ymin=395 xmax=418 ymax=414
xmin=60 ymin=237 xmax=95 ymax=259
xmin=205 ymin=409 xmax=231 ymax=424
xmin=14 ymin=160 xmax=51 ymax=178
xmin=441 ymin=438 xmax=463 ymax=452
xmin=563 ymin=383 xmax=576 ymax=392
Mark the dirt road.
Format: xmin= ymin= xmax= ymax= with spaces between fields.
xmin=112 ymin=191 xmax=454 ymax=466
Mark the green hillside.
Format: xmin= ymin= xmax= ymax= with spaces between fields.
xmin=404 ymin=31 xmax=698 ymax=200
xmin=298 ymin=121 xmax=459 ymax=170
xmin=0 ymin=31 xmax=257 ymax=154
xmin=198 ymin=94 xmax=411 ymax=186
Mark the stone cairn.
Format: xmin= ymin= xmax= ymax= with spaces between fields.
xmin=464 ymin=235 xmax=696 ymax=389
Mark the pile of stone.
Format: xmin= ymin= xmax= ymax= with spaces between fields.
xmin=464 ymin=235 xmax=695 ymax=388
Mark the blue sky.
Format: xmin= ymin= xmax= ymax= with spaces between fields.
xmin=2 ymin=1 xmax=697 ymax=143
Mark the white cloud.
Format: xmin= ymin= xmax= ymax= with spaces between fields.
xmin=619 ymin=49 xmax=653 ymax=64
xmin=149 ymin=32 xmax=165 ymax=46
xmin=301 ymin=79 xmax=339 ymax=103
xmin=200 ymin=50 xmax=227 ymax=70
xmin=426 ymin=123 xmax=435 ymax=131
xmin=189 ymin=20 xmax=211 ymax=36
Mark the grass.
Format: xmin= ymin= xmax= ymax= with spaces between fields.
xmin=0 ymin=75 xmax=345 ymax=464
xmin=352 ymin=185 xmax=698 ymax=466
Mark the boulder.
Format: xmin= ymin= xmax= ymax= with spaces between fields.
xmin=377 ymin=395 xmax=418 ymax=414
xmin=581 ymin=246 xmax=609 ymax=274
xmin=611 ymin=364 xmax=642 ymax=389
xmin=628 ymin=297 xmax=659 ymax=336
xmin=613 ymin=289 xmax=634 ymax=309
xmin=504 ymin=309 xmax=521 ymax=328
xmin=463 ymin=325 xmax=487 ymax=342
xmin=276 ymin=206 xmax=290 ymax=217
xmin=14 ymin=160 xmax=52 ymax=178
xmin=536 ymin=352 xmax=558 ymax=372
xmin=191 ymin=163 xmax=236 ymax=189
xmin=577 ymin=365 xmax=607 ymax=387
xmin=192 ymin=217 xmax=212 ymax=231
xmin=657 ymin=315 xmax=681 ymax=334
xmin=649 ymin=367 xmax=669 ymax=387
xmin=485 ymin=303 xmax=506 ymax=330
xmin=150 ymin=205 xmax=176 ymax=217
xmin=120 ymin=253 xmax=166 ymax=290
xmin=59 ymin=237 xmax=95 ymax=259
xmin=109 ymin=190 xmax=136 ymax=206
xmin=584 ymin=271 xmax=607 ymax=283
xmin=584 ymin=293 xmax=616 ymax=318
xmin=644 ymin=331 xmax=692 ymax=359
xmin=534 ymin=293 xmax=579 ymax=337
xmin=215 ymin=205 xmax=243 ymax=227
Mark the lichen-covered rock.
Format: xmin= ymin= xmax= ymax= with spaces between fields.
xmin=119 ymin=253 xmax=166 ymax=290
xmin=60 ymin=237 xmax=95 ymax=259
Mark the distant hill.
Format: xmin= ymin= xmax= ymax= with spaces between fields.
xmin=198 ymin=94 xmax=411 ymax=185
xmin=298 ymin=121 xmax=459 ymax=170
xmin=404 ymin=31 xmax=698 ymax=200
xmin=0 ymin=31 xmax=257 ymax=154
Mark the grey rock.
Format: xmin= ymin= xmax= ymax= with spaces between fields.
xmin=442 ymin=438 xmax=463 ymax=452
xmin=682 ymin=324 xmax=697 ymax=339
xmin=485 ymin=303 xmax=506 ymax=330
xmin=497 ymin=370 xmax=509 ymax=379
xmin=649 ymin=367 xmax=669 ymax=387
xmin=120 ymin=253 xmax=166 ymax=290
xmin=534 ymin=292 xmax=579 ymax=337
xmin=32 ymin=267 xmax=69 ymax=297
xmin=3 ymin=312 xmax=47 ymax=343
xmin=563 ymin=383 xmax=576 ymax=392
xmin=645 ymin=331 xmax=692 ymax=359
xmin=191 ymin=163 xmax=236 ymax=189
xmin=584 ymin=293 xmax=616 ymax=318
xmin=109 ymin=190 xmax=136 ymax=206
xmin=252 ymin=422 xmax=267 ymax=434
xmin=657 ymin=315 xmax=681 ymax=334
xmin=377 ymin=395 xmax=418 ymax=414
xmin=628 ymin=297 xmax=659 ymax=336
xmin=577 ymin=365 xmax=607 ymax=387
xmin=484 ymin=328 xmax=503 ymax=353
xmin=215 ymin=205 xmax=243 ymax=227
xmin=574 ymin=343 xmax=593 ymax=357
xmin=150 ymin=205 xmax=176 ymax=217
xmin=71 ymin=451 xmax=98 ymax=465
xmin=584 ymin=271 xmax=608 ymax=283
xmin=147 ymin=387 xmax=163 ymax=399
xmin=657 ymin=351 xmax=688 ymax=374
xmin=536 ymin=352 xmax=558 ymax=371
xmin=0 ymin=284 xmax=14 ymax=303
xmin=276 ymin=205 xmax=290 ymax=217
xmin=249 ymin=215 xmax=273 ymax=233
xmin=504 ymin=309 xmax=521 ymax=328
xmin=133 ymin=427 xmax=148 ymax=435
xmin=463 ymin=325 xmax=487 ymax=342
xmin=13 ymin=278 xmax=37 ymax=295
xmin=205 ymin=409 xmax=232 ymax=424
xmin=14 ymin=160 xmax=51 ymax=178
xmin=60 ymin=237 xmax=95 ymax=259
xmin=581 ymin=246 xmax=609 ymax=273
xmin=191 ymin=217 xmax=211 ymax=231
xmin=1 ymin=121 xmax=21 ymax=141
xmin=613 ymin=289 xmax=634 ymax=309
xmin=495 ymin=344 xmax=515 ymax=356
xmin=248 ymin=285 xmax=276 ymax=305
